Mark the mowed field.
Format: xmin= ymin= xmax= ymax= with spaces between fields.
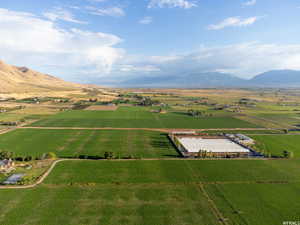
xmin=0 ymin=129 xmax=179 ymax=158
xmin=250 ymin=135 xmax=300 ymax=157
xmin=28 ymin=106 xmax=259 ymax=129
xmin=0 ymin=160 xmax=300 ymax=225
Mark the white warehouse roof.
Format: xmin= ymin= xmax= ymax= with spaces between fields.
xmin=178 ymin=137 xmax=250 ymax=153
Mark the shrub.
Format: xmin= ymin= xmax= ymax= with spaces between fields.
xmin=45 ymin=152 xmax=57 ymax=159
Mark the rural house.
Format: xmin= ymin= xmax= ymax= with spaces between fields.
xmin=0 ymin=159 xmax=15 ymax=172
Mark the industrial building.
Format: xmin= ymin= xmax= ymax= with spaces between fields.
xmin=170 ymin=133 xmax=252 ymax=158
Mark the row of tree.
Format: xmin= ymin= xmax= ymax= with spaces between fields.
xmin=187 ymin=109 xmax=213 ymax=118
xmin=0 ymin=151 xmax=57 ymax=161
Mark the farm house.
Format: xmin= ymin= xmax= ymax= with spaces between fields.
xmin=0 ymin=159 xmax=15 ymax=172
xmin=169 ymin=133 xmax=251 ymax=158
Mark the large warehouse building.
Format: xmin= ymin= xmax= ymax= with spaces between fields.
xmin=170 ymin=133 xmax=251 ymax=158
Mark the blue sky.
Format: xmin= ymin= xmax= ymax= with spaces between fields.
xmin=0 ymin=0 xmax=300 ymax=84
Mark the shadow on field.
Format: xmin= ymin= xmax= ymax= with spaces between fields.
xmin=150 ymin=133 xmax=181 ymax=158
xmin=171 ymin=112 xmax=189 ymax=116
xmin=64 ymin=155 xmax=104 ymax=160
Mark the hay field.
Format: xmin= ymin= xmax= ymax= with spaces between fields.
xmin=251 ymin=135 xmax=300 ymax=157
xmin=0 ymin=129 xmax=179 ymax=158
xmin=0 ymin=160 xmax=300 ymax=225
xmin=29 ymin=106 xmax=259 ymax=129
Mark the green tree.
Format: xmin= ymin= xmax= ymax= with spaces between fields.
xmin=104 ymin=152 xmax=108 ymax=159
xmin=0 ymin=151 xmax=14 ymax=160
xmin=282 ymin=150 xmax=289 ymax=158
xmin=45 ymin=152 xmax=57 ymax=159
xmin=109 ymin=152 xmax=114 ymax=159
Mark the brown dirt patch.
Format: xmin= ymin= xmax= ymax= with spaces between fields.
xmin=85 ymin=105 xmax=118 ymax=111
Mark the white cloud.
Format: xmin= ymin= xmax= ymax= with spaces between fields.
xmin=243 ymin=0 xmax=257 ymax=6
xmin=43 ymin=7 xmax=87 ymax=24
xmin=207 ymin=16 xmax=259 ymax=30
xmin=69 ymin=6 xmax=81 ymax=10
xmin=148 ymin=0 xmax=197 ymax=9
xmin=139 ymin=16 xmax=153 ymax=24
xmin=86 ymin=6 xmax=125 ymax=17
xmin=118 ymin=43 xmax=300 ymax=79
xmin=120 ymin=65 xmax=160 ymax=72
xmin=0 ymin=8 xmax=124 ymax=75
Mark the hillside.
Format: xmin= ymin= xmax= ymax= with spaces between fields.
xmin=250 ymin=70 xmax=300 ymax=87
xmin=0 ymin=60 xmax=81 ymax=93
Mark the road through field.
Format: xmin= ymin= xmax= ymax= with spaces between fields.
xmin=19 ymin=126 xmax=282 ymax=133
xmin=0 ymin=159 xmax=71 ymax=189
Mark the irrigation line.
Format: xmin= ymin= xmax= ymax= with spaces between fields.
xmin=182 ymin=160 xmax=230 ymax=225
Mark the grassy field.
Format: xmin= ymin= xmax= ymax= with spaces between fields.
xmin=0 ymin=160 xmax=299 ymax=225
xmin=0 ymin=129 xmax=178 ymax=158
xmin=251 ymin=135 xmax=300 ymax=157
xmin=29 ymin=106 xmax=259 ymax=129
xmin=206 ymin=183 xmax=300 ymax=225
xmin=0 ymin=185 xmax=217 ymax=225
xmin=45 ymin=160 xmax=300 ymax=184
xmin=1 ymin=89 xmax=300 ymax=225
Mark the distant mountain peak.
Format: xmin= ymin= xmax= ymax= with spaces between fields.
xmin=250 ymin=70 xmax=300 ymax=87
xmin=113 ymin=69 xmax=300 ymax=88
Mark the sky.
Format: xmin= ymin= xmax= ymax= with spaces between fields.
xmin=0 ymin=0 xmax=300 ymax=84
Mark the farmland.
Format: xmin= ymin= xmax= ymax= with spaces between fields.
xmin=0 ymin=160 xmax=300 ymax=225
xmin=251 ymin=135 xmax=300 ymax=157
xmin=0 ymin=129 xmax=178 ymax=158
xmin=206 ymin=183 xmax=300 ymax=225
xmin=1 ymin=88 xmax=300 ymax=225
xmin=29 ymin=106 xmax=259 ymax=129
xmin=45 ymin=160 xmax=300 ymax=184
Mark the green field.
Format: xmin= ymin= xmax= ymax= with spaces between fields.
xmin=206 ymin=183 xmax=300 ymax=225
xmin=254 ymin=113 xmax=300 ymax=127
xmin=0 ymin=129 xmax=178 ymax=158
xmin=28 ymin=106 xmax=259 ymax=129
xmin=45 ymin=160 xmax=300 ymax=184
xmin=0 ymin=160 xmax=299 ymax=225
xmin=251 ymin=135 xmax=300 ymax=157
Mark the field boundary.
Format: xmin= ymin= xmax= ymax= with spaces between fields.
xmin=183 ymin=160 xmax=229 ymax=225
xmin=19 ymin=126 xmax=284 ymax=133
xmin=0 ymin=127 xmax=16 ymax=135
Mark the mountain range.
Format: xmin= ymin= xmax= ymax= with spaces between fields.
xmin=1 ymin=60 xmax=300 ymax=90
xmin=117 ymin=70 xmax=300 ymax=88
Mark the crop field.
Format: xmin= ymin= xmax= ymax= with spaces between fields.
xmin=0 ymin=160 xmax=299 ymax=225
xmin=45 ymin=160 xmax=300 ymax=184
xmin=252 ymin=113 xmax=300 ymax=127
xmin=0 ymin=129 xmax=178 ymax=158
xmin=251 ymin=135 xmax=300 ymax=157
xmin=206 ymin=183 xmax=300 ymax=225
xmin=29 ymin=106 xmax=259 ymax=129
xmin=1 ymin=89 xmax=300 ymax=225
